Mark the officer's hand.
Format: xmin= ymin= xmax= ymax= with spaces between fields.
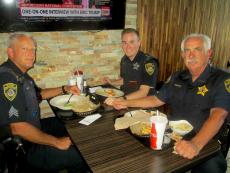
xmin=102 ymin=77 xmax=111 ymax=84
xmin=104 ymin=97 xmax=115 ymax=106
xmin=65 ymin=85 xmax=80 ymax=95
xmin=113 ymin=98 xmax=128 ymax=110
xmin=55 ymin=137 xmax=72 ymax=150
xmin=174 ymin=140 xmax=200 ymax=159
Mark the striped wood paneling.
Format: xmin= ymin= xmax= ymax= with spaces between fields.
xmin=137 ymin=0 xmax=230 ymax=81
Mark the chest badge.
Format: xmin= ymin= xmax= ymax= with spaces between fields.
xmin=224 ymin=78 xmax=230 ymax=93
xmin=197 ymin=85 xmax=208 ymax=96
xmin=133 ymin=62 xmax=140 ymax=70
xmin=3 ymin=83 xmax=18 ymax=101
xmin=145 ymin=63 xmax=155 ymax=75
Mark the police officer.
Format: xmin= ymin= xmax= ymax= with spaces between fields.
xmin=109 ymin=33 xmax=230 ymax=173
xmin=0 ymin=34 xmax=88 ymax=172
xmin=103 ymin=28 xmax=159 ymax=100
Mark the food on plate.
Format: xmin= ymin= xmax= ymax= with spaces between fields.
xmin=104 ymin=97 xmax=115 ymax=106
xmin=50 ymin=94 xmax=99 ymax=112
xmin=114 ymin=110 xmax=152 ymax=130
xmin=96 ymin=88 xmax=124 ymax=98
xmin=169 ymin=120 xmax=193 ymax=135
xmin=105 ymin=89 xmax=116 ymax=97
xmin=170 ymin=132 xmax=182 ymax=141
xmin=114 ymin=110 xmax=167 ymax=133
xmin=173 ymin=123 xmax=193 ymax=131
xmin=141 ymin=124 xmax=151 ymax=135
xmin=64 ymin=102 xmax=73 ymax=108
xmin=130 ymin=122 xmax=151 ymax=136
xmin=71 ymin=97 xmax=99 ymax=112
xmin=114 ymin=117 xmax=139 ymax=130
xmin=125 ymin=110 xmax=152 ymax=122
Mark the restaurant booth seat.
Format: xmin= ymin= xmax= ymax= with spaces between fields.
xmin=156 ymin=81 xmax=164 ymax=91
xmin=219 ymin=121 xmax=230 ymax=158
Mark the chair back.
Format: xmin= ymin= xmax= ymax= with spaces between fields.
xmin=0 ymin=125 xmax=26 ymax=173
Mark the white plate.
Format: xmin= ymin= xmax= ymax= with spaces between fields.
xmin=50 ymin=94 xmax=87 ymax=110
xmin=169 ymin=120 xmax=193 ymax=136
xmin=95 ymin=88 xmax=124 ymax=98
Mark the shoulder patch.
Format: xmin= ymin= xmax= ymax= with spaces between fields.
xmin=224 ymin=78 xmax=230 ymax=93
xmin=3 ymin=83 xmax=17 ymax=101
xmin=145 ymin=63 xmax=155 ymax=75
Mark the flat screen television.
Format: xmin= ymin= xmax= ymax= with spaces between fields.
xmin=0 ymin=0 xmax=126 ymax=32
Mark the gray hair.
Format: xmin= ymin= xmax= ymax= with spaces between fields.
xmin=181 ymin=33 xmax=211 ymax=52
xmin=8 ymin=33 xmax=37 ymax=48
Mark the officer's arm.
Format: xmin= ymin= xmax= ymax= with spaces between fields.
xmin=40 ymin=85 xmax=80 ymax=100
xmin=125 ymin=84 xmax=150 ymax=100
xmin=105 ymin=77 xmax=123 ymax=86
xmin=113 ymin=95 xmax=165 ymax=109
xmin=175 ymin=108 xmax=228 ymax=159
xmin=191 ymin=107 xmax=228 ymax=151
xmin=10 ymin=122 xmax=72 ymax=150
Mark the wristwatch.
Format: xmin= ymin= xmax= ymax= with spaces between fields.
xmin=61 ymin=86 xmax=68 ymax=94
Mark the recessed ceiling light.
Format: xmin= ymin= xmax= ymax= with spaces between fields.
xmin=3 ymin=0 xmax=14 ymax=5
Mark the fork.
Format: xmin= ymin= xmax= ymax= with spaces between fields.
xmin=126 ymin=108 xmax=133 ymax=117
xmin=65 ymin=94 xmax=73 ymax=105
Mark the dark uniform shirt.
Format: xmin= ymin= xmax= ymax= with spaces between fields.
xmin=156 ymin=65 xmax=230 ymax=132
xmin=120 ymin=51 xmax=159 ymax=95
xmin=0 ymin=59 xmax=41 ymax=128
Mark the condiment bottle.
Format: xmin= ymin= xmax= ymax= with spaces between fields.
xmin=82 ymin=80 xmax=87 ymax=94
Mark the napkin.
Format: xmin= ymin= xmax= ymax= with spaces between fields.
xmin=78 ymin=113 xmax=102 ymax=125
xmin=89 ymin=86 xmax=102 ymax=93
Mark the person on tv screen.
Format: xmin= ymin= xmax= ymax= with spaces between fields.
xmin=103 ymin=28 xmax=159 ymax=100
xmin=29 ymin=0 xmax=63 ymax=4
xmin=63 ymin=0 xmax=74 ymax=4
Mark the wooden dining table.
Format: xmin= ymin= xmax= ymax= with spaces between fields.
xmin=60 ymin=106 xmax=221 ymax=173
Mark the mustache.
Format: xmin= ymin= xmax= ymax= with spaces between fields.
xmin=185 ymin=58 xmax=198 ymax=64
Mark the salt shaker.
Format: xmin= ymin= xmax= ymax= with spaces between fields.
xmin=68 ymin=76 xmax=77 ymax=86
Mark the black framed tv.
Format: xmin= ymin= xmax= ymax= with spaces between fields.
xmin=0 ymin=0 xmax=126 ymax=32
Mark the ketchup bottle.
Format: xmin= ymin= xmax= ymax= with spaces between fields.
xmin=150 ymin=123 xmax=157 ymax=149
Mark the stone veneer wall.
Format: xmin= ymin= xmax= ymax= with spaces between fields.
xmin=0 ymin=0 xmax=137 ymax=88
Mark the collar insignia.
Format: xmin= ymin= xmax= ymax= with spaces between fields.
xmin=197 ymin=85 xmax=208 ymax=96
xmin=165 ymin=75 xmax=172 ymax=84
xmin=224 ymin=78 xmax=230 ymax=93
xmin=133 ymin=62 xmax=140 ymax=70
xmin=174 ymin=84 xmax=182 ymax=87
xmin=145 ymin=63 xmax=155 ymax=75
xmin=3 ymin=83 xmax=17 ymax=101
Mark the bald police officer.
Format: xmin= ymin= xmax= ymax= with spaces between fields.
xmin=109 ymin=33 xmax=230 ymax=173
xmin=0 ymin=34 xmax=88 ymax=172
xmin=103 ymin=28 xmax=159 ymax=100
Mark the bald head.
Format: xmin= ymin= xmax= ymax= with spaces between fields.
xmin=7 ymin=33 xmax=37 ymax=73
xmin=8 ymin=33 xmax=37 ymax=49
